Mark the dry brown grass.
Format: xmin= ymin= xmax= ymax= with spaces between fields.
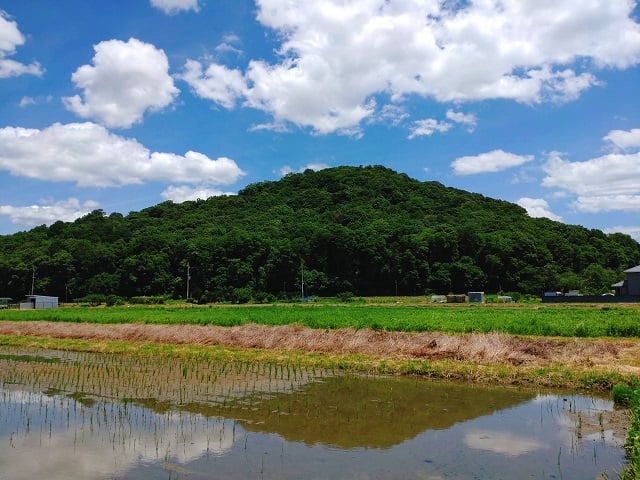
xmin=1 ymin=321 xmax=639 ymax=374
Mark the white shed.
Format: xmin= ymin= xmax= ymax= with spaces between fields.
xmin=20 ymin=295 xmax=59 ymax=310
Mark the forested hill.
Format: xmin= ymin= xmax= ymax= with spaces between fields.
xmin=1 ymin=165 xmax=639 ymax=302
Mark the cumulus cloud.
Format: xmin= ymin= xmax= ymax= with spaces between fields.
xmin=603 ymin=226 xmax=640 ymax=242
xmin=0 ymin=11 xmax=43 ymax=78
xmin=603 ymin=128 xmax=640 ymax=150
xmin=408 ymin=109 xmax=477 ymax=138
xmin=446 ymin=110 xmax=477 ymax=131
xmin=516 ymin=197 xmax=562 ymax=222
xmin=452 ymin=150 xmax=534 ymax=175
xmin=180 ymin=60 xmax=246 ymax=109
xmin=0 ymin=198 xmax=100 ymax=227
xmin=408 ymin=118 xmax=451 ymax=138
xmin=161 ymin=185 xmax=233 ymax=202
xmin=63 ymin=38 xmax=179 ymax=128
xmin=182 ymin=0 xmax=640 ymax=134
xmin=0 ymin=122 xmax=245 ymax=187
xmin=279 ymin=163 xmax=329 ymax=176
xmin=542 ymin=150 xmax=640 ymax=213
xmin=150 ymin=0 xmax=200 ymax=15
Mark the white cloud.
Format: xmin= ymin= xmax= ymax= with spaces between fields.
xmin=516 ymin=197 xmax=562 ymax=222
xmin=0 ymin=122 xmax=245 ymax=187
xmin=452 ymin=150 xmax=534 ymax=175
xmin=19 ymin=96 xmax=35 ymax=107
xmin=180 ymin=60 xmax=246 ymax=109
xmin=572 ymin=195 xmax=640 ymax=213
xmin=161 ymin=185 xmax=232 ymax=202
xmin=542 ymin=151 xmax=640 ymax=213
xmin=278 ymin=163 xmax=329 ymax=176
xmin=150 ymin=0 xmax=200 ymax=15
xmin=184 ymin=0 xmax=640 ymax=134
xmin=446 ymin=109 xmax=477 ymax=131
xmin=408 ymin=118 xmax=451 ymax=138
xmin=0 ymin=11 xmax=43 ymax=78
xmin=603 ymin=128 xmax=640 ymax=150
xmin=370 ymin=104 xmax=409 ymax=127
xmin=19 ymin=95 xmax=53 ymax=107
xmin=0 ymin=198 xmax=100 ymax=227
xmin=63 ymin=38 xmax=179 ymax=128
xmin=215 ymin=36 xmax=244 ymax=57
xmin=603 ymin=226 xmax=640 ymax=242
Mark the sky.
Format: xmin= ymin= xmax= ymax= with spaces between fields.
xmin=0 ymin=0 xmax=639 ymax=241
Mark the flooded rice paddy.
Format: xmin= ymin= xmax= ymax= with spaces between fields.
xmin=0 ymin=346 xmax=628 ymax=479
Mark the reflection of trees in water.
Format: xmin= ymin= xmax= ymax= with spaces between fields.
xmin=229 ymin=375 xmax=535 ymax=449
xmin=0 ymin=346 xmax=534 ymax=451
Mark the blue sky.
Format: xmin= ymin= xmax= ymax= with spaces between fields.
xmin=1 ymin=0 xmax=639 ymax=240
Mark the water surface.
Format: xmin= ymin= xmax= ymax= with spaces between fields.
xmin=0 ymin=346 xmax=627 ymax=479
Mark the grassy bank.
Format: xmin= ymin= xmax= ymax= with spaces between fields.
xmin=0 ymin=333 xmax=633 ymax=392
xmin=2 ymin=302 xmax=640 ymax=337
xmin=618 ymin=387 xmax=640 ymax=479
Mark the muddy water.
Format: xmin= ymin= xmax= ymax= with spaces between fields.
xmin=0 ymin=346 xmax=628 ymax=479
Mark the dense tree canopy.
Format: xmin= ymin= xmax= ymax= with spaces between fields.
xmin=1 ymin=166 xmax=638 ymax=301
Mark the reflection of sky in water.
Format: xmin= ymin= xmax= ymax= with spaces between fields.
xmin=464 ymin=430 xmax=548 ymax=456
xmin=0 ymin=387 xmax=628 ymax=480
xmin=0 ymin=390 xmax=234 ymax=480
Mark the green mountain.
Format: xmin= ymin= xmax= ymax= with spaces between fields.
xmin=1 ymin=166 xmax=638 ymax=301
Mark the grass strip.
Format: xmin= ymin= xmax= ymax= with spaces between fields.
xmin=0 ymin=334 xmax=632 ymax=391
xmin=1 ymin=303 xmax=640 ymax=337
xmin=621 ymin=390 xmax=640 ymax=479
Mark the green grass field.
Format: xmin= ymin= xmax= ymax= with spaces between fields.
xmin=1 ymin=302 xmax=639 ymax=338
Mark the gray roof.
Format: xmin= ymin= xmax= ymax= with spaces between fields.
xmin=624 ymin=265 xmax=640 ymax=273
xmin=611 ymin=281 xmax=625 ymax=288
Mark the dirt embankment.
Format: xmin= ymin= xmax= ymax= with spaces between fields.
xmin=1 ymin=321 xmax=639 ymax=375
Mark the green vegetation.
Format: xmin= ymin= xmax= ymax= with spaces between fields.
xmin=617 ymin=386 xmax=640 ymax=479
xmin=1 ymin=166 xmax=638 ymax=302
xmin=0 ymin=334 xmax=629 ymax=393
xmin=2 ymin=303 xmax=640 ymax=338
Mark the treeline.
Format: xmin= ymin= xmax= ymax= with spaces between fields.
xmin=1 ymin=166 xmax=638 ymax=302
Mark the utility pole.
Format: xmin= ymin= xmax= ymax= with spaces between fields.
xmin=186 ymin=263 xmax=191 ymax=301
xmin=30 ymin=266 xmax=36 ymax=296
xmin=300 ymin=259 xmax=305 ymax=301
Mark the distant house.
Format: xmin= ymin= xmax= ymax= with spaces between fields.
xmin=20 ymin=295 xmax=59 ymax=310
xmin=612 ymin=266 xmax=640 ymax=297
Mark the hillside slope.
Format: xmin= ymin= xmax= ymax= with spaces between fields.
xmin=1 ymin=166 xmax=638 ymax=301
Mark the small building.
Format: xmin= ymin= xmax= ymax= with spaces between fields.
xmin=446 ymin=294 xmax=466 ymax=303
xmin=544 ymin=265 xmax=640 ymax=303
xmin=468 ymin=291 xmax=485 ymax=303
xmin=20 ymin=295 xmax=59 ymax=310
xmin=612 ymin=265 xmax=640 ymax=297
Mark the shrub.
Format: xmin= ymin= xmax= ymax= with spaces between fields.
xmin=76 ymin=293 xmax=106 ymax=306
xmin=337 ymin=291 xmax=355 ymax=303
xmin=105 ymin=295 xmax=125 ymax=307
xmin=230 ymin=287 xmax=252 ymax=304
xmin=130 ymin=296 xmax=166 ymax=305
xmin=613 ymin=384 xmax=635 ymax=406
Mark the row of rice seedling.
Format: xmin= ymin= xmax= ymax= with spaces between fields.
xmin=0 ymin=346 xmax=330 ymax=412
